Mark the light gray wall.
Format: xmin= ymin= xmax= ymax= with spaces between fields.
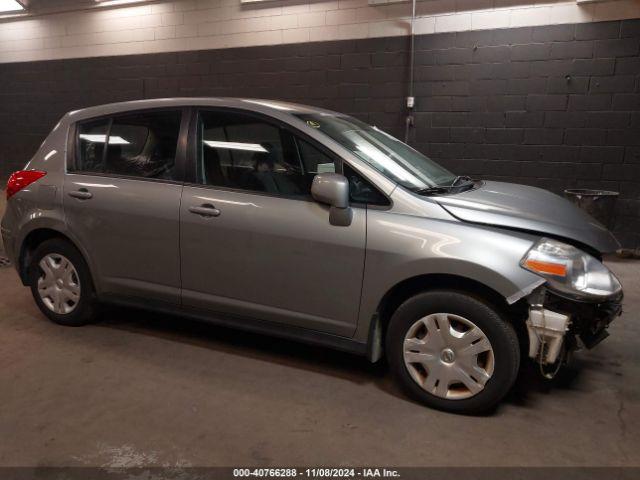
xmin=1 ymin=0 xmax=640 ymax=63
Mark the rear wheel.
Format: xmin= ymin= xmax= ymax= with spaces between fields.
xmin=386 ymin=290 xmax=520 ymax=414
xmin=29 ymin=238 xmax=97 ymax=326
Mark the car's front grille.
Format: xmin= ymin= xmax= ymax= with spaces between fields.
xmin=0 ymin=256 xmax=11 ymax=268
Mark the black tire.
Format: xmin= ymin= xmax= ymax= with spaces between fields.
xmin=29 ymin=238 xmax=97 ymax=327
xmin=386 ymin=290 xmax=520 ymax=414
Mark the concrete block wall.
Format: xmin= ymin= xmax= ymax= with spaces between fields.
xmin=0 ymin=1 xmax=639 ymax=247
xmin=1 ymin=19 xmax=639 ymax=246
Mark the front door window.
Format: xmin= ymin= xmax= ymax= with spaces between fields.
xmin=196 ymin=111 xmax=337 ymax=198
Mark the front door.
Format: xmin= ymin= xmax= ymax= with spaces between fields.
xmin=180 ymin=109 xmax=366 ymax=336
xmin=64 ymin=109 xmax=186 ymax=304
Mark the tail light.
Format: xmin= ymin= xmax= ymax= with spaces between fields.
xmin=6 ymin=170 xmax=47 ymax=200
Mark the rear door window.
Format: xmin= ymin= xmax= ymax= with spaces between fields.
xmin=73 ymin=110 xmax=182 ymax=181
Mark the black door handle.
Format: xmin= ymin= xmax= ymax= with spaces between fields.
xmin=189 ymin=204 xmax=221 ymax=218
xmin=68 ymin=188 xmax=93 ymax=200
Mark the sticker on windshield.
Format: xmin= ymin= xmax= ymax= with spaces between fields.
xmin=306 ymin=120 xmax=321 ymax=129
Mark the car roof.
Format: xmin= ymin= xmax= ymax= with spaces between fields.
xmin=63 ymin=97 xmax=340 ymax=123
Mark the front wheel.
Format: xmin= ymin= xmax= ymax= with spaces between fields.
xmin=386 ymin=290 xmax=520 ymax=414
xmin=29 ymin=238 xmax=97 ymax=327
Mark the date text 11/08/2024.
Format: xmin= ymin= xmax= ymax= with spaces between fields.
xmin=232 ymin=468 xmax=401 ymax=478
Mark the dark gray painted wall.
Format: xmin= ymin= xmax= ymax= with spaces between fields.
xmin=1 ymin=20 xmax=639 ymax=247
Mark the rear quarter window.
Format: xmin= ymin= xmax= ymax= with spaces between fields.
xmin=76 ymin=119 xmax=110 ymax=173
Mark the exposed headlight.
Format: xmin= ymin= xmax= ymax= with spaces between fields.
xmin=521 ymin=238 xmax=622 ymax=300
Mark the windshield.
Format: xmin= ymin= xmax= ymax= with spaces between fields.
xmin=294 ymin=113 xmax=456 ymax=190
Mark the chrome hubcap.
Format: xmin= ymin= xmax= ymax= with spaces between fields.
xmin=403 ymin=313 xmax=495 ymax=400
xmin=37 ymin=254 xmax=81 ymax=315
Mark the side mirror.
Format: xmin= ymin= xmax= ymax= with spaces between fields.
xmin=311 ymin=173 xmax=353 ymax=227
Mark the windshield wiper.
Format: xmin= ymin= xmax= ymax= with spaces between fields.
xmin=413 ymin=185 xmax=451 ymax=196
xmin=413 ymin=176 xmax=475 ymax=196
xmin=450 ymin=175 xmax=473 ymax=187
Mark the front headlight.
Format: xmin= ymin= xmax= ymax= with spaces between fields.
xmin=521 ymin=238 xmax=622 ymax=301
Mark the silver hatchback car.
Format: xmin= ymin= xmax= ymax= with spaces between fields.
xmin=1 ymin=98 xmax=623 ymax=413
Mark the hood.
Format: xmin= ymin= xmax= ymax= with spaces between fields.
xmin=435 ymin=181 xmax=620 ymax=254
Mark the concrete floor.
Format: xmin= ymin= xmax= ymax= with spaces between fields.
xmin=0 ymin=219 xmax=639 ymax=466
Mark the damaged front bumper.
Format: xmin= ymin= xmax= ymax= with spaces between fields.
xmin=525 ymin=287 xmax=623 ymax=366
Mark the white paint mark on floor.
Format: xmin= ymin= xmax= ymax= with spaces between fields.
xmin=73 ymin=442 xmax=192 ymax=469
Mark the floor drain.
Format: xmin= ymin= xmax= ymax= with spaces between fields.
xmin=0 ymin=256 xmax=11 ymax=268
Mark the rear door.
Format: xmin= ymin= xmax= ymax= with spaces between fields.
xmin=179 ymin=109 xmax=366 ymax=336
xmin=63 ymin=109 xmax=188 ymax=304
